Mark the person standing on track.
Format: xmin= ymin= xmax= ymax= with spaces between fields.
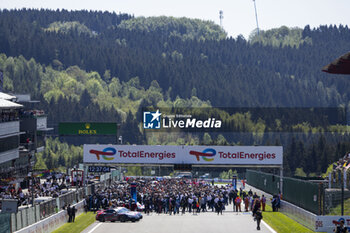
xmin=254 ymin=209 xmax=263 ymax=230
xmin=181 ymin=196 xmax=187 ymax=214
xmin=214 ymin=195 xmax=219 ymax=214
xmin=232 ymin=191 xmax=237 ymax=212
xmin=244 ymin=195 xmax=250 ymax=212
xmin=200 ymin=195 xmax=206 ymax=212
xmin=192 ymin=196 xmax=198 ymax=214
xmin=235 ymin=196 xmax=242 ymax=212
xmin=188 ymin=196 xmax=193 ymax=213
xmin=252 ymin=197 xmax=261 ymax=217
xmin=217 ymin=195 xmax=223 ymax=215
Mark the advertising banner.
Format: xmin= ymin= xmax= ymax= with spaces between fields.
xmin=59 ymin=122 xmax=117 ymax=135
xmin=83 ymin=145 xmax=283 ymax=165
xmin=315 ymin=216 xmax=350 ymax=232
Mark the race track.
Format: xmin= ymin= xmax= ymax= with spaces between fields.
xmin=82 ymin=207 xmax=275 ymax=233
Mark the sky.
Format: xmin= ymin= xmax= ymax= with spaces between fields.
xmin=1 ymin=0 xmax=350 ymax=39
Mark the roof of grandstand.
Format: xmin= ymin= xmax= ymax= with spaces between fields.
xmin=0 ymin=98 xmax=23 ymax=109
xmin=0 ymin=92 xmax=17 ymax=101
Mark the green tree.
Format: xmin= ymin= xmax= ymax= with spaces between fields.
xmin=202 ymin=133 xmax=212 ymax=145
xmin=294 ymin=168 xmax=307 ymax=177
xmin=34 ymin=154 xmax=48 ymax=170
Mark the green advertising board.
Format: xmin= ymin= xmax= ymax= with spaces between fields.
xmin=59 ymin=122 xmax=117 ymax=135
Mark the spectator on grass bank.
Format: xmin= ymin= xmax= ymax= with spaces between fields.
xmin=271 ymin=195 xmax=280 ymax=212
xmin=72 ymin=206 xmax=76 ymax=222
xmin=67 ymin=204 xmax=72 ymax=222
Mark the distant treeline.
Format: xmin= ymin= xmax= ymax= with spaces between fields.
xmin=1 ymin=9 xmax=350 ymax=176
xmin=1 ymin=9 xmax=350 ymax=107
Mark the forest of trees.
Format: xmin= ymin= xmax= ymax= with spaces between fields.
xmin=1 ymin=9 xmax=350 ymax=177
xmin=249 ymin=26 xmax=313 ymax=48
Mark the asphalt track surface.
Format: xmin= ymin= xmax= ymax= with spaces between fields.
xmin=82 ymin=204 xmax=275 ymax=233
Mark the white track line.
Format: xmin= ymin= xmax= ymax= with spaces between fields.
xmin=262 ymin=220 xmax=277 ymax=233
xmin=86 ymin=222 xmax=102 ymax=233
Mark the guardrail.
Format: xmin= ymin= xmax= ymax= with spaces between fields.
xmin=245 ymin=182 xmax=350 ymax=232
xmin=15 ymin=200 xmax=85 ymax=233
xmin=9 ymin=178 xmax=112 ymax=232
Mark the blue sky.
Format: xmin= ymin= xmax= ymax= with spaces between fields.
xmin=2 ymin=0 xmax=349 ymax=38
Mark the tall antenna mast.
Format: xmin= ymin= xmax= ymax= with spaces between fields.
xmin=253 ymin=0 xmax=260 ymax=35
xmin=219 ymin=10 xmax=224 ymax=28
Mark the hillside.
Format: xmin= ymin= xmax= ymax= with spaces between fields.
xmin=2 ymin=53 xmax=350 ymax=176
xmin=1 ymin=9 xmax=350 ymax=107
xmin=1 ymin=9 xmax=350 ymax=176
xmin=117 ymin=16 xmax=227 ymax=41
xmin=249 ymin=26 xmax=313 ymax=48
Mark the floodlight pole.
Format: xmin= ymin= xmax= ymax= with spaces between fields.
xmin=253 ymin=0 xmax=260 ymax=36
xmin=31 ymin=172 xmax=34 ymax=207
xmin=118 ymin=136 xmax=123 ymax=181
xmin=279 ymin=166 xmax=283 ymax=195
xmin=341 ymin=167 xmax=344 ymax=215
xmin=83 ymin=162 xmax=87 ymax=190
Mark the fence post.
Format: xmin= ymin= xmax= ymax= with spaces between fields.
xmin=344 ymin=169 xmax=347 ymax=190
xmin=318 ymin=183 xmax=323 ymax=215
xmin=279 ymin=166 xmax=283 ymax=195
xmin=11 ymin=213 xmax=16 ymax=232
xmin=341 ymin=168 xmax=344 ymax=216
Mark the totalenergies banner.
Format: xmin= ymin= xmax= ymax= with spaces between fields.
xmin=83 ymin=145 xmax=283 ymax=165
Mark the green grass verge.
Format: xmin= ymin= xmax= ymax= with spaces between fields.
xmin=52 ymin=212 xmax=96 ymax=233
xmin=262 ymin=205 xmax=315 ymax=233
xmin=328 ymin=197 xmax=350 ymax=215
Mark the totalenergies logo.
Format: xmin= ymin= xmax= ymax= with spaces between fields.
xmin=89 ymin=147 xmax=116 ymax=160
xmin=189 ymin=148 xmax=216 ymax=162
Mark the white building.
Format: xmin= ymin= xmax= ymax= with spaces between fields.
xmin=0 ymin=92 xmax=52 ymax=179
xmin=0 ymin=95 xmax=23 ymax=178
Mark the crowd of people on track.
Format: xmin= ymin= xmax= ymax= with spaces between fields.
xmin=84 ymin=178 xmax=280 ymax=228
xmin=82 ymin=177 xmax=280 ymax=230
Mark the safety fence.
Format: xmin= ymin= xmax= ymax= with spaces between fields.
xmin=15 ymin=200 xmax=85 ymax=233
xmin=246 ymin=181 xmax=350 ymax=232
xmin=246 ymin=170 xmax=324 ymax=214
xmin=327 ymin=169 xmax=350 ymax=189
xmin=324 ymin=188 xmax=350 ymax=214
xmin=0 ymin=213 xmax=12 ymax=233
xmin=7 ymin=172 xmax=120 ymax=233
xmin=10 ymin=188 xmax=86 ymax=232
xmin=244 ymin=182 xmax=318 ymax=231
